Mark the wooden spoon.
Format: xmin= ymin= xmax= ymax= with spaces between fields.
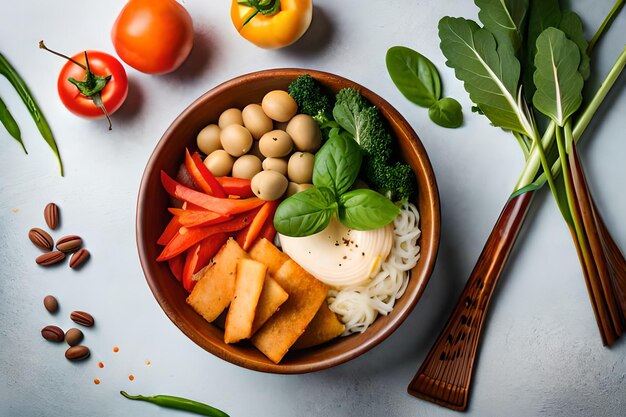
xmin=408 ymin=191 xmax=533 ymax=410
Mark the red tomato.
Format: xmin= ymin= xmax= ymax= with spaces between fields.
xmin=57 ymin=51 xmax=128 ymax=118
xmin=111 ymin=0 xmax=194 ymax=75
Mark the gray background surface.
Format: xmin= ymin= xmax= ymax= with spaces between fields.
xmin=1 ymin=1 xmax=625 ymax=416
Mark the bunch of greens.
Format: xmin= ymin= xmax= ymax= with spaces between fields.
xmin=289 ymin=76 xmax=416 ymax=202
xmin=274 ymin=130 xmax=400 ymax=237
xmin=386 ymin=46 xmax=463 ymax=128
xmin=0 ymin=53 xmax=63 ymax=175
xmin=439 ymin=0 xmax=626 ymax=344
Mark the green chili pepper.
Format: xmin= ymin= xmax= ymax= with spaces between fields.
xmin=0 ymin=53 xmax=63 ymax=176
xmin=120 ymin=391 xmax=230 ymax=417
xmin=0 ymin=96 xmax=27 ymax=153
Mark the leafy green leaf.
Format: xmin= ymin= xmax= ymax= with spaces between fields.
xmin=522 ymin=0 xmax=561 ymax=100
xmin=0 ymin=96 xmax=26 ymax=153
xmin=428 ymin=97 xmax=463 ymax=128
xmin=274 ymin=187 xmax=338 ymax=237
xmin=559 ymin=10 xmax=590 ymax=80
xmin=385 ymin=46 xmax=441 ymax=107
xmin=338 ymin=189 xmax=400 ymax=230
xmin=533 ymin=27 xmax=583 ymax=126
xmin=475 ymin=0 xmax=529 ymax=53
xmin=312 ymin=129 xmax=362 ymax=196
xmin=438 ymin=16 xmax=532 ymax=136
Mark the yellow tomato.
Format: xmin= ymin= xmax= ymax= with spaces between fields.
xmin=231 ymin=0 xmax=313 ymax=49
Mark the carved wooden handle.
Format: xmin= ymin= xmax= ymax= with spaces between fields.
xmin=408 ymin=191 xmax=534 ymax=411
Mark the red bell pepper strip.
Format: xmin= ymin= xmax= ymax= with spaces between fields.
xmin=195 ymin=233 xmax=228 ymax=274
xmin=185 ymin=149 xmax=213 ymax=195
xmin=168 ymin=208 xmax=231 ymax=228
xmin=156 ymin=207 xmax=262 ymax=261
xmin=167 ymin=254 xmax=185 ymax=282
xmin=182 ymin=244 xmax=201 ymax=292
xmin=216 ymin=177 xmax=255 ymax=198
xmin=157 ymin=215 xmax=183 ymax=246
xmin=161 ymin=170 xmax=264 ymax=215
xmin=242 ymin=201 xmax=278 ymax=251
xmin=190 ymin=151 xmax=227 ymax=198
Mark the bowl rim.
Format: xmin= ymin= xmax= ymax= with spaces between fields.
xmin=136 ymin=68 xmax=441 ymax=373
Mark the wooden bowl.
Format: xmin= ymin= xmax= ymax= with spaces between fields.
xmin=136 ymin=69 xmax=440 ymax=373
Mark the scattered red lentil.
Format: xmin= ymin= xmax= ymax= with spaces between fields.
xmin=94 ymin=378 xmax=101 ymax=385
xmin=98 ymin=362 xmax=104 ymax=368
xmin=113 ymin=346 xmax=119 ymax=353
xmin=128 ymin=374 xmax=135 ymax=381
xmin=146 ymin=360 xmax=151 ymax=366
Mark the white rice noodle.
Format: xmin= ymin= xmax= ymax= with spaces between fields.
xmin=327 ymin=202 xmax=421 ymax=336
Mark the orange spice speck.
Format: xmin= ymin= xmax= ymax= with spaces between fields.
xmin=98 ymin=362 xmax=104 ymax=368
xmin=146 ymin=360 xmax=151 ymax=366
xmin=113 ymin=346 xmax=119 ymax=353
xmin=12 ymin=208 xmax=19 ymax=213
xmin=94 ymin=378 xmax=101 ymax=385
xmin=128 ymin=374 xmax=135 ymax=381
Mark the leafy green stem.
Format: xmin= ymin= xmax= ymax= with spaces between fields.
xmin=513 ymin=131 xmax=531 ymax=160
xmin=587 ymin=0 xmax=625 ymax=54
xmin=513 ymin=46 xmax=626 ymax=193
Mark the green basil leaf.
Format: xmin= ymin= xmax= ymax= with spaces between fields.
xmin=533 ymin=27 xmax=583 ymax=126
xmin=312 ymin=129 xmax=362 ymax=196
xmin=428 ymin=97 xmax=463 ymax=128
xmin=273 ymin=187 xmax=337 ymax=237
xmin=338 ymin=189 xmax=400 ymax=231
xmin=386 ymin=46 xmax=441 ymax=108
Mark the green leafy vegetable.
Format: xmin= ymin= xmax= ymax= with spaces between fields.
xmin=523 ymin=0 xmax=562 ymax=99
xmin=438 ymin=17 xmax=532 ymax=136
xmin=475 ymin=0 xmax=529 ymax=53
xmin=440 ymin=0 xmax=626 ymax=345
xmin=274 ymin=186 xmax=337 ymax=237
xmin=385 ymin=46 xmax=441 ymax=107
xmin=558 ymin=11 xmax=590 ymax=80
xmin=338 ymin=189 xmax=400 ymax=230
xmin=532 ymin=27 xmax=583 ymax=126
xmin=428 ymin=97 xmax=463 ymax=128
xmin=312 ymin=128 xmax=362 ymax=196
xmin=0 ymin=96 xmax=26 ymax=153
xmin=0 ymin=53 xmax=63 ymax=175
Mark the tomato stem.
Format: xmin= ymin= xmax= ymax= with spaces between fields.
xmin=39 ymin=40 xmax=86 ymax=70
xmin=84 ymin=52 xmax=112 ymax=130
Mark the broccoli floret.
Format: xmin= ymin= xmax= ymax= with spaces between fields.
xmin=365 ymin=158 xmax=416 ymax=202
xmin=333 ymin=88 xmax=414 ymax=201
xmin=334 ymin=89 xmax=393 ymax=161
xmin=288 ymin=75 xmax=334 ymax=125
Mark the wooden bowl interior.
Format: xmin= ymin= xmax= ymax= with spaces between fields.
xmin=137 ymin=69 xmax=440 ymax=373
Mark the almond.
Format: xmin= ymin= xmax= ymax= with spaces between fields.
xmin=28 ymin=228 xmax=53 ymax=251
xmin=44 ymin=203 xmax=59 ymax=230
xmin=56 ymin=235 xmax=83 ymax=253
xmin=41 ymin=325 xmax=64 ymax=342
xmin=65 ymin=328 xmax=84 ymax=347
xmin=70 ymin=310 xmax=94 ymax=327
xmin=36 ymin=251 xmax=66 ymax=266
xmin=43 ymin=295 xmax=59 ymax=314
xmin=65 ymin=345 xmax=90 ymax=361
xmin=69 ymin=248 xmax=90 ymax=269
